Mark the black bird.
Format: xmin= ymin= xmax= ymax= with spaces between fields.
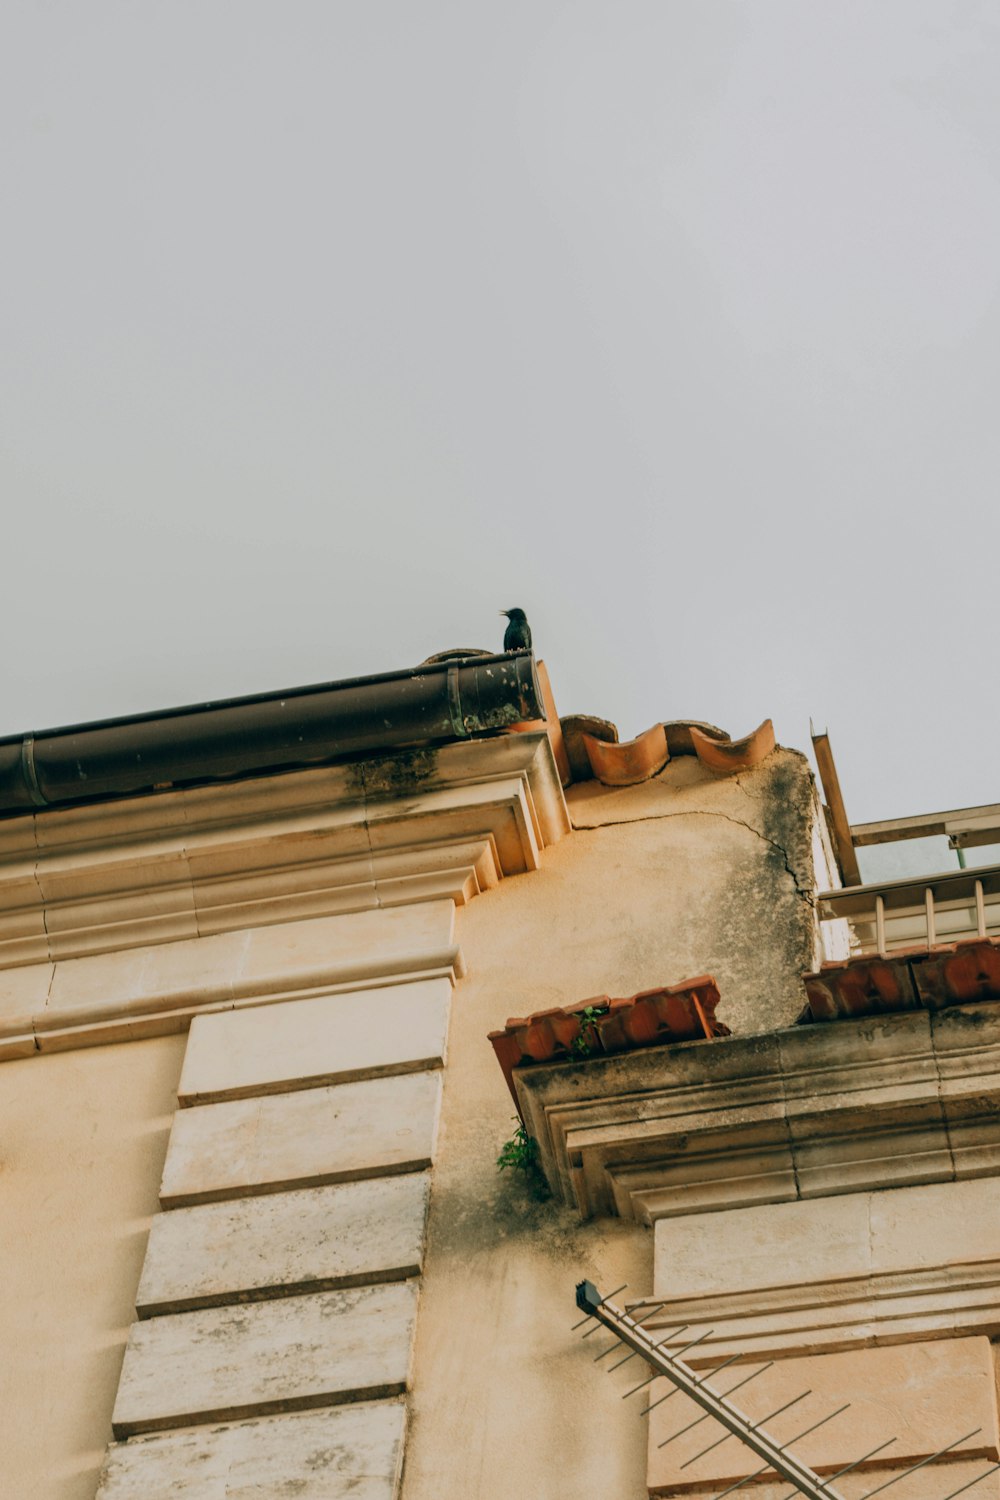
xmin=500 ymin=607 xmax=532 ymax=653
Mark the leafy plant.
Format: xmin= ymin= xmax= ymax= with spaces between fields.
xmin=570 ymin=1004 xmax=609 ymax=1057
xmin=496 ymin=1120 xmax=539 ymax=1172
xmin=496 ymin=1119 xmax=550 ymax=1200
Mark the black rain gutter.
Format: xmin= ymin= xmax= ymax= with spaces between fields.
xmin=0 ymin=652 xmax=543 ymax=817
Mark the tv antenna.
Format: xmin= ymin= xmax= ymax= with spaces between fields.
xmin=574 ymin=1281 xmax=1000 ymax=1499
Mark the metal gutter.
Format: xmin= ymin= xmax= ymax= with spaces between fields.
xmin=0 ymin=652 xmax=542 ymax=816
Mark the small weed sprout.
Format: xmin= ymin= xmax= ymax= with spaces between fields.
xmin=570 ymin=1004 xmax=609 ymax=1057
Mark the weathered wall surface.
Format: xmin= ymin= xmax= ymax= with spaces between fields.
xmin=564 ymin=748 xmax=826 ymax=1034
xmin=0 ymin=1034 xmax=185 ymax=1500
xmin=404 ymin=748 xmax=826 ymax=1499
xmin=0 ymin=737 xmax=829 ymax=1500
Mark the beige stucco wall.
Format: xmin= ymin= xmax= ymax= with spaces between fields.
xmin=0 ymin=1034 xmax=185 ymax=1500
xmin=564 ymin=750 xmax=829 ymax=1036
xmin=404 ymin=749 xmax=825 ymax=1499
xmin=0 ymin=739 xmax=830 ymax=1500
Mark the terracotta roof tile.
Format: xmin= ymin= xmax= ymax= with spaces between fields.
xmin=662 ymin=720 xmax=730 ymax=757
xmin=801 ymin=936 xmax=1000 ymax=1023
xmin=488 ymin=977 xmax=728 ymax=1111
xmin=581 ymin=723 xmax=669 ymax=786
xmin=556 ymin=714 xmax=617 ymax=783
xmin=689 ymin=719 xmax=775 ymax=776
xmin=557 ymin=715 xmax=775 ymax=786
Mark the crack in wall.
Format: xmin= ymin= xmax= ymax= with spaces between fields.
xmin=570 ymin=806 xmax=816 ymax=909
xmin=712 ymin=811 xmax=816 ymax=910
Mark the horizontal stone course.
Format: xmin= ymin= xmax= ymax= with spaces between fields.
xmin=97 ymin=1400 xmax=407 ymax=1498
xmin=137 ymin=1173 xmax=430 ymax=1316
xmin=112 ymin=1282 xmax=417 ymax=1437
xmin=178 ymin=977 xmax=451 ymax=1105
xmin=159 ymin=1069 xmax=441 ymax=1206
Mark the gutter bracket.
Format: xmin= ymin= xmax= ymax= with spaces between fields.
xmin=20 ymin=737 xmax=48 ymax=807
xmin=446 ymin=665 xmax=467 ymax=738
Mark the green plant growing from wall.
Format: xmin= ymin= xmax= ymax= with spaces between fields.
xmin=570 ymin=1004 xmax=609 ymax=1057
xmin=496 ymin=1119 xmax=550 ymax=1201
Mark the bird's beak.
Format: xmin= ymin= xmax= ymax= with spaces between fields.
xmin=499 ymin=610 xmax=508 ymax=617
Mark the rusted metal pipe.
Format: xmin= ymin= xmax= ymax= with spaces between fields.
xmin=0 ymin=652 xmax=542 ymax=815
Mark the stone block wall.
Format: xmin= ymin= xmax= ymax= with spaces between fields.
xmin=97 ymin=973 xmax=449 ymax=1495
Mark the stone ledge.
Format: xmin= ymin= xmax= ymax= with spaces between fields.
xmin=514 ymin=1002 xmax=1000 ymax=1221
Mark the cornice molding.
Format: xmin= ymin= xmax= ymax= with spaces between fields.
xmin=514 ymin=1001 xmax=1000 ymax=1222
xmin=0 ymin=733 xmax=568 ymax=971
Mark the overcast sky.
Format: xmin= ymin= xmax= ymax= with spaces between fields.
xmin=2 ymin=2 xmax=997 ymax=824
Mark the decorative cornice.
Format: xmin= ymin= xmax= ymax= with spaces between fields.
xmin=0 ymin=733 xmax=568 ymax=971
xmin=514 ymin=1000 xmax=1000 ymax=1222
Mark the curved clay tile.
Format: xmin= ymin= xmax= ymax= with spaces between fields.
xmin=915 ymin=938 xmax=1000 ymax=1005
xmin=559 ymin=714 xmax=618 ymax=782
xmin=662 ymin=721 xmax=730 ymax=757
xmin=803 ymin=955 xmax=917 ymax=1021
xmin=689 ymin=719 xmax=775 ymax=776
xmin=487 ymin=976 xmax=728 ymax=1110
xmin=582 ymin=723 xmax=669 ymax=786
xmin=800 ymin=937 xmax=1000 ymax=1023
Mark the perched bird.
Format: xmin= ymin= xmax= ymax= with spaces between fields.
xmin=500 ymin=607 xmax=532 ymax=653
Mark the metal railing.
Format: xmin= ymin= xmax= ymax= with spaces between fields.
xmin=820 ymin=864 xmax=1000 ymax=957
xmin=815 ymin=800 xmax=1000 ymax=958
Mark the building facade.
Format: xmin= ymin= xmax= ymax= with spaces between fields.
xmin=0 ymin=652 xmax=997 ymax=1498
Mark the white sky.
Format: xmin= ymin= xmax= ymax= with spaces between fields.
xmin=2 ymin=2 xmax=997 ymax=824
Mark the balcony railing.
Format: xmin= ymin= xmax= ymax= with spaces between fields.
xmin=820 ymin=864 xmax=1000 ymax=955
xmin=818 ymin=800 xmax=1000 ymax=958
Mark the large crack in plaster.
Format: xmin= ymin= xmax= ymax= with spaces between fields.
xmin=569 ymin=806 xmax=816 ymax=909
